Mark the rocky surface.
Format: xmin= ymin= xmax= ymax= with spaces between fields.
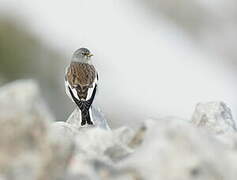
xmin=0 ymin=80 xmax=74 ymax=180
xmin=66 ymin=107 xmax=110 ymax=130
xmin=191 ymin=101 xmax=236 ymax=134
xmin=118 ymin=120 xmax=237 ymax=180
xmin=0 ymin=80 xmax=237 ymax=180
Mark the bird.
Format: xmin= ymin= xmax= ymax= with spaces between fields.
xmin=65 ymin=48 xmax=98 ymax=126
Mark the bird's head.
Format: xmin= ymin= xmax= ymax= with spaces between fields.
xmin=72 ymin=48 xmax=93 ymax=62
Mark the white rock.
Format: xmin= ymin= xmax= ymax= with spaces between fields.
xmin=0 ymin=79 xmax=54 ymax=122
xmin=191 ymin=101 xmax=236 ymax=134
xmin=62 ymin=109 xmax=135 ymax=179
xmin=63 ymin=127 xmax=134 ymax=179
xmin=113 ymin=126 xmax=135 ymax=146
xmin=73 ymin=127 xmax=133 ymax=162
xmin=59 ymin=101 xmax=237 ymax=180
xmin=75 ymin=118 xmax=237 ymax=180
xmin=0 ymin=80 xmax=74 ymax=180
xmin=117 ymin=119 xmax=237 ymax=180
xmin=67 ymin=106 xmax=110 ymax=130
xmin=2 ymin=80 xmax=237 ymax=180
xmin=50 ymin=121 xmax=79 ymax=139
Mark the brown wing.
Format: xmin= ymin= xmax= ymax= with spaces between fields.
xmin=66 ymin=62 xmax=96 ymax=100
xmin=67 ymin=62 xmax=96 ymax=87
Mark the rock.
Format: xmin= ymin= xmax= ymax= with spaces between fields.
xmin=89 ymin=160 xmax=143 ymax=180
xmin=63 ymin=128 xmax=134 ymax=179
xmin=1 ymin=80 xmax=237 ymax=180
xmin=72 ymin=127 xmax=133 ymax=162
xmin=58 ymin=110 xmax=135 ymax=179
xmin=66 ymin=106 xmax=130 ymax=161
xmin=0 ymin=79 xmax=54 ymax=122
xmin=0 ymin=80 xmax=74 ymax=180
xmin=113 ymin=126 xmax=135 ymax=147
xmin=128 ymin=123 xmax=147 ymax=149
xmin=50 ymin=121 xmax=79 ymax=139
xmin=67 ymin=106 xmax=110 ymax=130
xmin=114 ymin=119 xmax=237 ymax=180
xmin=64 ymin=102 xmax=237 ymax=180
xmin=191 ymin=102 xmax=237 ymax=134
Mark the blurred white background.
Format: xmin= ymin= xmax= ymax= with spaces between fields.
xmin=0 ymin=0 xmax=236 ymax=127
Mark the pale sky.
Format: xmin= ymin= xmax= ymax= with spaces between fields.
xmin=1 ymin=0 xmax=236 ymax=125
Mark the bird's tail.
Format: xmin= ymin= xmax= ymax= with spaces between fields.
xmin=81 ymin=107 xmax=94 ymax=126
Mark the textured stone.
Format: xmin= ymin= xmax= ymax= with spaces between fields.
xmin=0 ymin=80 xmax=74 ymax=180
xmin=64 ymin=102 xmax=237 ymax=180
xmin=1 ymin=80 xmax=237 ymax=180
xmin=116 ymin=119 xmax=237 ymax=180
xmin=191 ymin=102 xmax=237 ymax=134
xmin=67 ymin=107 xmax=110 ymax=130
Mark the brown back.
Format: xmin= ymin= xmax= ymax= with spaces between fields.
xmin=66 ymin=62 xmax=96 ymax=87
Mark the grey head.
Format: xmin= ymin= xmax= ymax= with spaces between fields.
xmin=71 ymin=48 xmax=93 ymax=63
